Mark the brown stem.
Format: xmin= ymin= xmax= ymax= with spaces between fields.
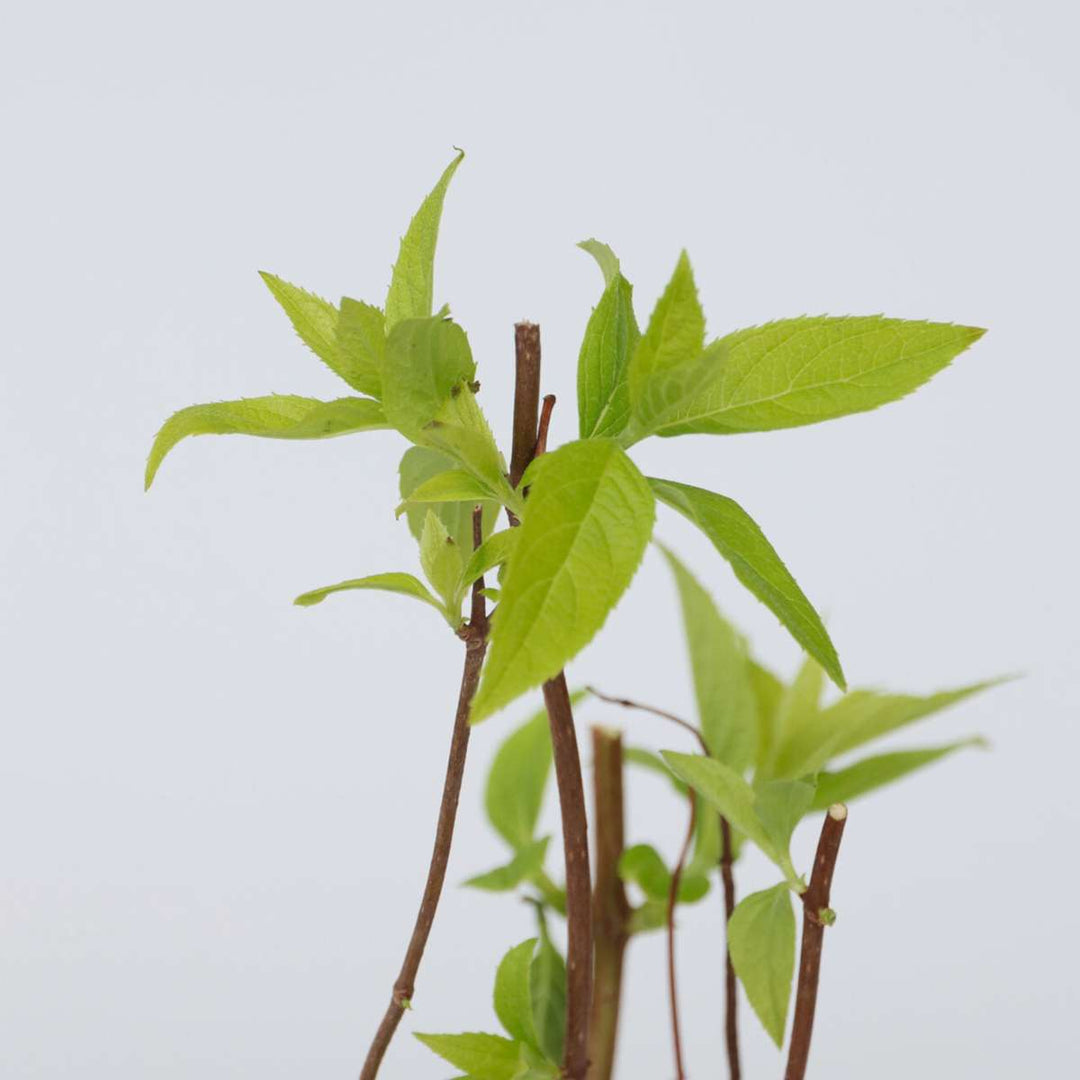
xmin=587 ymin=728 xmax=631 ymax=1080
xmin=667 ymin=789 xmax=697 ymax=1080
xmin=358 ymin=509 xmax=489 ymax=1080
xmin=784 ymin=804 xmax=849 ymax=1080
xmin=509 ymin=322 xmax=541 ymax=487
xmin=720 ymin=817 xmax=741 ymax=1080
xmin=534 ymin=393 xmax=556 ymax=458
xmin=509 ymin=322 xmax=593 ymax=1079
xmin=586 ymin=686 xmax=742 ymax=1080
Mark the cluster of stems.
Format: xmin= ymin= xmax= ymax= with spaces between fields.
xmin=358 ymin=323 xmax=847 ymax=1080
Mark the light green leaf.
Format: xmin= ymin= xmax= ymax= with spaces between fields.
xmin=749 ymin=659 xmax=785 ymax=775
xmin=396 ymin=469 xmax=496 ymax=515
xmin=812 ymin=738 xmax=987 ymax=808
xmin=382 ymin=316 xmax=476 ymax=438
xmin=293 ymin=572 xmax=444 ymax=619
xmin=618 ymin=844 xmax=709 ymax=904
xmin=625 ymin=252 xmax=708 ymax=438
xmin=659 ymin=544 xmax=757 ymax=772
xmin=753 ymin=779 xmax=816 ymax=865
xmin=386 ymin=150 xmax=464 ymax=329
xmin=760 ymin=656 xmax=827 ymax=778
xmin=414 ymin=1032 xmax=521 ymax=1080
xmin=651 ymin=315 xmax=986 ymax=436
xmin=576 ymin=241 xmax=640 ymax=439
xmin=463 ymin=529 xmax=521 ymax=595
xmin=145 ymin=395 xmax=389 ymax=489
xmin=336 ymin=297 xmax=386 ymax=398
xmin=529 ymin=929 xmax=566 ymax=1065
xmin=398 ymin=446 xmax=497 ymax=553
xmin=728 ymin=884 xmax=796 ymax=1047
xmin=257 ymin=272 xmax=358 ymax=388
xmin=494 ymin=940 xmax=539 ymax=1048
xmin=661 ymin=752 xmax=775 ymax=862
xmin=773 ymin=680 xmax=1000 ymax=780
xmin=471 ymin=440 xmax=655 ymax=723
xmin=465 ymin=838 xmax=550 ymax=892
xmin=484 ymin=701 xmax=557 ymax=850
xmin=624 ymin=746 xmax=687 ymax=794
xmin=628 ymin=898 xmax=670 ymax=934
xmin=577 ymin=238 xmax=621 ymax=285
xmin=649 ymin=477 xmax=844 ymax=690
xmin=420 ymin=509 xmax=465 ymax=611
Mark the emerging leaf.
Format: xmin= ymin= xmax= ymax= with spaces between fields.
xmin=625 ymin=252 xmax=710 ymax=439
xmin=293 ymin=571 xmax=446 ymax=621
xmin=649 ymin=477 xmax=844 ymax=690
xmin=398 ymin=446 xmax=498 ymax=553
xmin=728 ymin=884 xmax=797 ymax=1046
xmin=493 ymin=939 xmax=540 ymax=1048
xmin=336 ymin=297 xmax=386 ymax=398
xmin=145 ymin=395 xmax=388 ymax=489
xmin=576 ymin=240 xmax=641 ymax=439
xmin=396 ymin=469 xmax=496 ymax=514
xmin=462 ymin=529 xmax=521 ymax=595
xmin=382 ymin=316 xmax=476 ymax=438
xmin=385 ymin=150 xmax=464 ymax=329
xmin=659 ymin=544 xmax=757 ymax=772
xmin=812 ymin=738 xmax=988 ymax=807
xmin=652 ymin=315 xmax=985 ymax=437
xmin=471 ymin=440 xmax=655 ymax=722
xmin=414 ymin=1031 xmax=521 ymax=1080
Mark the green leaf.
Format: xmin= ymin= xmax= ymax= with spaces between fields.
xmin=382 ymin=316 xmax=476 ymax=438
xmin=577 ymin=238 xmax=621 ymax=285
xmin=659 ymin=544 xmax=757 ymax=772
xmin=494 ymin=939 xmax=539 ymax=1048
xmin=624 ymin=746 xmax=687 ymax=794
xmin=728 ymin=884 xmax=796 ymax=1046
xmin=753 ymin=779 xmax=816 ymax=863
xmin=336 ymin=297 xmax=386 ymax=398
xmin=414 ymin=1032 xmax=521 ymax=1080
xmin=293 ymin=571 xmax=444 ymax=619
xmin=649 ymin=477 xmax=844 ymax=690
xmin=812 ymin=738 xmax=987 ymax=808
xmin=618 ymin=844 xmax=709 ymax=904
xmin=759 ymin=656 xmax=827 ymax=778
xmin=471 ymin=440 xmax=655 ymax=723
xmin=625 ymin=252 xmax=708 ymax=438
xmin=529 ymin=930 xmax=566 ymax=1064
xmin=145 ymin=395 xmax=389 ymax=489
xmin=396 ymin=469 xmax=496 ymax=515
xmin=660 ymin=752 xmax=802 ymax=881
xmin=420 ymin=509 xmax=465 ymax=611
xmin=576 ymin=241 xmax=640 ymax=438
xmin=773 ymin=680 xmax=1000 ymax=780
xmin=465 ymin=838 xmax=550 ymax=892
xmin=258 ymin=272 xmax=361 ymax=389
xmin=463 ymin=529 xmax=521 ymax=595
xmin=650 ymin=315 xmax=986 ymax=436
xmin=749 ymin=659 xmax=785 ymax=775
xmin=484 ymin=701 xmax=555 ymax=850
xmin=398 ymin=446 xmax=497 ymax=553
xmin=628 ymin=898 xmax=670 ymax=934
xmin=385 ymin=150 xmax=464 ymax=329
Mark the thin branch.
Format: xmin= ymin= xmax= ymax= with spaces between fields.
xmin=586 ymin=686 xmax=742 ymax=1080
xmin=784 ymin=804 xmax=849 ymax=1080
xmin=720 ymin=817 xmax=741 ymax=1080
xmin=667 ymin=788 xmax=697 ymax=1080
xmin=509 ymin=324 xmax=592 ymax=1080
xmin=358 ymin=509 xmax=489 ymax=1080
xmin=588 ymin=728 xmax=631 ymax=1080
xmin=533 ymin=393 xmax=556 ymax=458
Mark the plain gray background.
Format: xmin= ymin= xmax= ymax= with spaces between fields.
xmin=3 ymin=1 xmax=1077 ymax=1076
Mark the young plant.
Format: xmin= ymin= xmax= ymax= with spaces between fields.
xmin=146 ymin=151 xmax=986 ymax=1078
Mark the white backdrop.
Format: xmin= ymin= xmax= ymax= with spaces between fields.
xmin=3 ymin=2 xmax=1077 ymax=1076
